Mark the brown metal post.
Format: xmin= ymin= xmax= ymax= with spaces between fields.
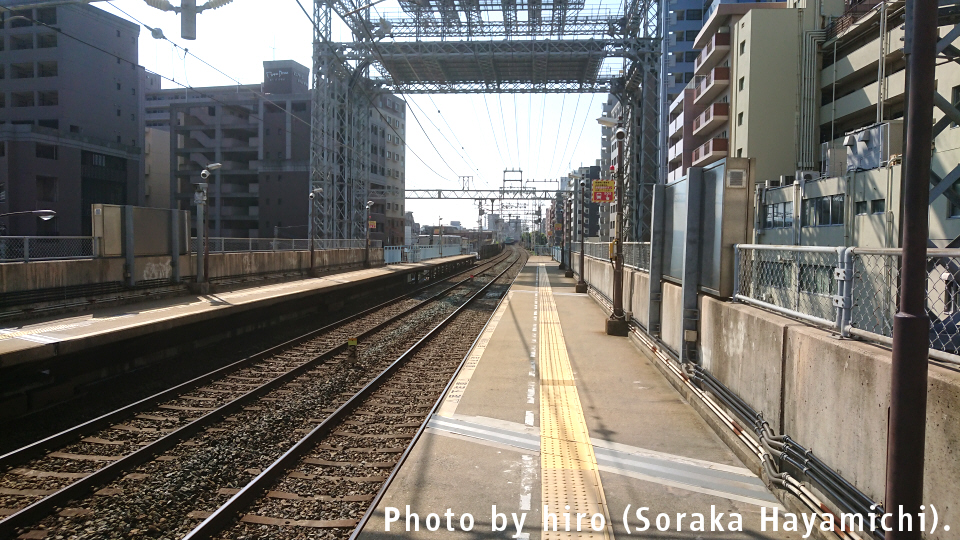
xmin=884 ymin=0 xmax=935 ymax=536
xmin=607 ymin=123 xmax=628 ymax=335
xmin=576 ymin=180 xmax=588 ymax=293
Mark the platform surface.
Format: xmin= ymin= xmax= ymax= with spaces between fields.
xmin=0 ymin=255 xmax=473 ymax=367
xmin=358 ymin=257 xmax=797 ymax=539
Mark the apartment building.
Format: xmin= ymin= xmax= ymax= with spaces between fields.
xmin=369 ymin=94 xmax=407 ymax=246
xmin=666 ymin=2 xmax=821 ymax=189
xmin=145 ymin=61 xmax=320 ymax=239
xmin=754 ymin=0 xmax=960 ymax=249
xmin=0 ymin=4 xmax=144 ymax=236
xmin=567 ymin=165 xmax=602 ymax=242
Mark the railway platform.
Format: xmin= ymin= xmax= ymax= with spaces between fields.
xmin=358 ymin=256 xmax=790 ymax=539
xmin=0 ymin=255 xmax=475 ymax=419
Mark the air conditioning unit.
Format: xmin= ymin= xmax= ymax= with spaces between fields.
xmin=795 ymin=170 xmax=819 ymax=183
xmin=821 ymin=141 xmax=847 ymax=178
xmin=845 ymin=121 xmax=903 ymax=172
xmin=780 ymin=175 xmax=796 ymax=186
xmin=765 ymin=179 xmax=781 ymax=189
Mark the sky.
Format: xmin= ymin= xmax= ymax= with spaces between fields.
xmin=97 ymin=0 xmax=607 ymax=229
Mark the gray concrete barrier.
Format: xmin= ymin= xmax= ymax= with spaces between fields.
xmin=572 ymin=252 xmax=960 ymax=530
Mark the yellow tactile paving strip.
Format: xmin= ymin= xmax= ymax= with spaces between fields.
xmin=537 ymin=265 xmax=615 ymax=540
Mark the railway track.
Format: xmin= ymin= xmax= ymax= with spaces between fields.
xmin=186 ymin=250 xmax=526 ymax=540
xmin=0 ymin=249 xmax=518 ymax=540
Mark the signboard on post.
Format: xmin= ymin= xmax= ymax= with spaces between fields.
xmin=554 ymin=223 xmax=562 ymax=231
xmin=369 ymin=220 xmax=377 ymax=229
xmin=591 ymin=180 xmax=615 ymax=203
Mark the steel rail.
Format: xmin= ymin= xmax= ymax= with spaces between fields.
xmin=348 ymin=249 xmax=528 ymax=540
xmin=181 ymin=248 xmax=525 ymax=540
xmin=0 ymin=253 xmax=507 ymax=537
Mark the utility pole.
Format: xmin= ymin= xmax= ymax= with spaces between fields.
xmin=884 ymin=0 xmax=935 ymax=537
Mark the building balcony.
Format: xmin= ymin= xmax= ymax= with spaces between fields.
xmin=668 ymin=112 xmax=684 ymax=139
xmin=694 ymin=32 xmax=730 ymax=75
xmin=668 ymin=166 xmax=686 ymax=183
xmin=691 ymin=137 xmax=728 ymax=167
xmin=692 ymin=102 xmax=729 ymax=137
xmin=668 ymin=139 xmax=684 ymax=163
xmin=694 ymin=66 xmax=730 ymax=106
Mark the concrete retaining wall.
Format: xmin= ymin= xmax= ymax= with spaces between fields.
xmin=0 ymin=248 xmax=384 ymax=294
xmin=573 ymin=254 xmax=960 ymax=531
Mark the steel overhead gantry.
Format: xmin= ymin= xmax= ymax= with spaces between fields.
xmin=368 ymin=188 xmax=559 ymax=199
xmin=316 ymin=0 xmax=662 ymax=242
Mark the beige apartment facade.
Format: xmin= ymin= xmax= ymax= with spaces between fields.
xmin=753 ymin=0 xmax=960 ymax=248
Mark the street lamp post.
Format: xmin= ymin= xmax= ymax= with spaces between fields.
xmin=195 ymin=163 xmax=221 ymax=286
xmin=564 ymin=196 xmax=574 ymax=278
xmin=308 ymin=188 xmax=322 ymax=275
xmin=0 ymin=209 xmax=57 ymax=221
xmin=438 ymin=216 xmax=443 ymax=258
xmin=365 ymin=200 xmax=374 ymax=268
xmin=576 ymin=180 xmax=588 ymax=293
xmin=606 ymin=125 xmax=629 ymax=336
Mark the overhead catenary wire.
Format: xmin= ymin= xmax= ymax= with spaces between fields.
xmin=103 ymin=0 xmax=452 ymax=183
xmin=554 ymin=93 xmax=583 ymax=177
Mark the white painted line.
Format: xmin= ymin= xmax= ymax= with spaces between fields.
xmin=525 ymin=410 xmax=534 ymax=426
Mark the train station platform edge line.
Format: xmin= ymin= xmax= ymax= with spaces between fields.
xmin=0 ymin=255 xmax=474 ymax=368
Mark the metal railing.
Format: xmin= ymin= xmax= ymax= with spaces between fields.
xmin=735 ymin=244 xmax=960 ymax=365
xmin=571 ymin=241 xmax=651 ymax=271
xmin=191 ymin=237 xmax=380 ymax=253
xmin=553 ymin=245 xmax=562 ymax=262
xmin=0 ymin=236 xmax=96 ymax=263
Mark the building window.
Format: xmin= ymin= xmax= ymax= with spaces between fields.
xmin=38 ymin=91 xmax=58 ymax=106
xmin=0 ymin=181 xmax=5 ymax=202
xmin=871 ymin=199 xmax=885 ymax=214
xmin=801 ymin=194 xmax=844 ymax=227
xmin=686 ymin=9 xmax=702 ymax=20
xmin=738 ymin=77 xmax=745 ymax=91
xmin=12 ymin=92 xmax=34 ymax=107
xmin=10 ymin=35 xmax=34 ymax=50
xmin=38 ymin=119 xmax=58 ymax=129
xmin=856 ymin=201 xmax=869 ymax=215
xmin=686 ymin=30 xmax=698 ymax=41
xmin=37 ymin=33 xmax=57 ymax=48
xmin=35 ymin=143 xmax=58 ymax=160
xmin=36 ymin=7 xmax=57 ymax=24
xmin=36 ymin=176 xmax=58 ymax=202
xmin=684 ymin=51 xmax=698 ymax=63
xmin=38 ymin=61 xmax=57 ymax=77
xmin=11 ymin=63 xmax=34 ymax=79
xmin=208 ymin=106 xmax=216 ymax=116
xmin=70 ymin=125 xmax=80 ymax=133
xmin=763 ymin=201 xmax=793 ymax=229
xmin=736 ymin=148 xmax=742 ymax=157
xmin=952 ymin=86 xmax=960 ymax=128
xmin=740 ymin=41 xmax=746 ymax=55
xmin=116 ymin=109 xmax=121 ymax=116
xmin=737 ymin=112 xmax=743 ymax=126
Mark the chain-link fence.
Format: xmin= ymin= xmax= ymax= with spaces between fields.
xmin=734 ymin=245 xmax=842 ymax=328
xmin=0 ymin=236 xmax=96 ymax=262
xmin=735 ymin=244 xmax=960 ymax=365
xmin=571 ymin=241 xmax=651 ymax=271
